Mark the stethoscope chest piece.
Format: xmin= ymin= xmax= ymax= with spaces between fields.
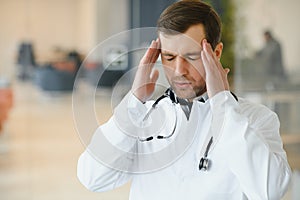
xmin=199 ymin=157 xmax=210 ymax=171
xmin=198 ymin=136 xmax=213 ymax=171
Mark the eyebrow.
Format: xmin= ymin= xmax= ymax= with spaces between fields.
xmin=184 ymin=52 xmax=202 ymax=56
xmin=161 ymin=51 xmax=176 ymax=56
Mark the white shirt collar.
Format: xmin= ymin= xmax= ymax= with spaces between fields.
xmin=193 ymin=92 xmax=208 ymax=103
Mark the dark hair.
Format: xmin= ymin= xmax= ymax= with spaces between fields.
xmin=157 ymin=0 xmax=222 ymax=49
xmin=264 ymin=30 xmax=272 ymax=38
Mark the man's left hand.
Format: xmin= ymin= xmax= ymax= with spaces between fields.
xmin=201 ymin=39 xmax=230 ymax=98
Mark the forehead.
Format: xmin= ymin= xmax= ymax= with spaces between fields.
xmin=159 ymin=24 xmax=206 ymax=54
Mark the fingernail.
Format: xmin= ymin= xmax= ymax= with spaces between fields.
xmin=203 ymin=40 xmax=207 ymax=50
xmin=153 ymin=40 xmax=157 ymax=48
xmin=150 ymin=40 xmax=155 ymax=48
xmin=157 ymin=38 xmax=161 ymax=48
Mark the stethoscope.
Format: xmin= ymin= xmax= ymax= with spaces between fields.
xmin=139 ymin=88 xmax=214 ymax=171
xmin=198 ymin=92 xmax=238 ymax=171
xmin=139 ymin=88 xmax=178 ymax=142
xmin=140 ymin=88 xmax=238 ymax=171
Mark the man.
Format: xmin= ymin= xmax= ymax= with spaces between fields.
xmin=77 ymin=1 xmax=291 ymax=199
xmin=256 ymin=30 xmax=287 ymax=85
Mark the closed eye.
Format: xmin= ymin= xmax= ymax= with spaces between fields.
xmin=185 ymin=54 xmax=201 ymax=61
xmin=166 ymin=57 xmax=175 ymax=61
xmin=162 ymin=54 xmax=175 ymax=61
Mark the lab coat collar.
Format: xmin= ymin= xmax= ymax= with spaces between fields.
xmin=193 ymin=93 xmax=209 ymax=103
xmin=168 ymin=88 xmax=208 ymax=104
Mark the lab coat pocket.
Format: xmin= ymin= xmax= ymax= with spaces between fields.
xmin=205 ymin=152 xmax=240 ymax=194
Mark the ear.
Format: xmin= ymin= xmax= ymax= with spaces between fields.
xmin=214 ymin=42 xmax=223 ymax=59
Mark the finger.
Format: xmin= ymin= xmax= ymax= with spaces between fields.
xmin=140 ymin=40 xmax=159 ymax=65
xmin=203 ymin=39 xmax=221 ymax=64
xmin=202 ymin=40 xmax=226 ymax=76
xmin=201 ymin=46 xmax=223 ymax=82
xmin=139 ymin=40 xmax=155 ymax=64
xmin=156 ymin=38 xmax=161 ymax=49
xmin=141 ymin=40 xmax=155 ymax=64
xmin=224 ymin=68 xmax=230 ymax=75
xmin=202 ymin=41 xmax=216 ymax=69
xmin=224 ymin=68 xmax=230 ymax=87
xmin=203 ymin=39 xmax=214 ymax=58
xmin=150 ymin=39 xmax=161 ymax=63
xmin=201 ymin=48 xmax=210 ymax=71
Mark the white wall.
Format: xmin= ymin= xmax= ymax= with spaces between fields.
xmin=235 ymin=0 xmax=300 ymax=73
xmin=0 ymin=0 xmax=78 ymax=77
xmin=0 ymin=0 xmax=128 ymax=78
xmin=95 ymin=0 xmax=129 ymax=43
xmin=76 ymin=0 xmax=98 ymax=54
xmin=3 ymin=0 xmax=298 ymax=78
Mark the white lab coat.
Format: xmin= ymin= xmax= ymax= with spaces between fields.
xmin=77 ymin=91 xmax=291 ymax=200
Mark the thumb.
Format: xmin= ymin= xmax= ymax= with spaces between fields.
xmin=224 ymin=68 xmax=230 ymax=75
xmin=150 ymin=69 xmax=159 ymax=83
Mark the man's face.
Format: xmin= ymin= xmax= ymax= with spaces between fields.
xmin=159 ymin=24 xmax=207 ymax=101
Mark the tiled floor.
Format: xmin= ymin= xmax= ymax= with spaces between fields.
xmin=0 ymin=81 xmax=130 ymax=200
xmin=0 ymin=80 xmax=298 ymax=199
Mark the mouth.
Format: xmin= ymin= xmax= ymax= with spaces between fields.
xmin=173 ymin=81 xmax=192 ymax=89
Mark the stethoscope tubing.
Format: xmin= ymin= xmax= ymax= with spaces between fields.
xmin=136 ymin=88 xmax=218 ymax=171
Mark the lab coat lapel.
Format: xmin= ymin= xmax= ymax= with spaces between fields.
xmin=171 ymin=102 xmax=211 ymax=179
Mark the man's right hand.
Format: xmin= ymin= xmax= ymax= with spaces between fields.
xmin=131 ymin=39 xmax=160 ymax=103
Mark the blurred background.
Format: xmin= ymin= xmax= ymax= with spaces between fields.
xmin=0 ymin=0 xmax=299 ymax=199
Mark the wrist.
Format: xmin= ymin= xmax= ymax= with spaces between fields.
xmin=131 ymin=89 xmax=146 ymax=104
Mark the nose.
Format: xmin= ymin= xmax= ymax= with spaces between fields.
xmin=174 ymin=56 xmax=188 ymax=75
